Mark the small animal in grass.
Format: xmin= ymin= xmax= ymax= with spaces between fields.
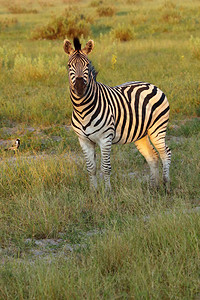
xmin=5 ymin=138 xmax=20 ymax=154
xmin=63 ymin=37 xmax=171 ymax=191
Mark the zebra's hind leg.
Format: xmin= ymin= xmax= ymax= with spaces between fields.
xmin=134 ymin=135 xmax=159 ymax=188
xmin=78 ymin=137 xmax=97 ymax=189
xmin=149 ymin=132 xmax=171 ymax=192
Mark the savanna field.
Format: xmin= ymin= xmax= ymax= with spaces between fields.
xmin=0 ymin=0 xmax=200 ymax=298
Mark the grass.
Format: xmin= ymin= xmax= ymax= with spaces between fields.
xmin=96 ymin=5 xmax=116 ymax=17
xmin=1 ymin=211 xmax=199 ymax=299
xmin=0 ymin=0 xmax=200 ymax=298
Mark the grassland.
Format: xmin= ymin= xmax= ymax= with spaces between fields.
xmin=0 ymin=0 xmax=200 ymax=299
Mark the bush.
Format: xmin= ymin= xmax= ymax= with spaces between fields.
xmin=112 ymin=24 xmax=135 ymax=42
xmin=31 ymin=14 xmax=91 ymax=40
xmin=96 ymin=5 xmax=116 ymax=17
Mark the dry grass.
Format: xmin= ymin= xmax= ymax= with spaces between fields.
xmin=62 ymin=0 xmax=82 ymax=3
xmin=31 ymin=8 xmax=91 ymax=40
xmin=7 ymin=5 xmax=38 ymax=14
xmin=38 ymin=1 xmax=55 ymax=8
xmin=90 ymin=0 xmax=104 ymax=7
xmin=190 ymin=36 xmax=200 ymax=60
xmin=0 ymin=0 xmax=200 ymax=297
xmin=131 ymin=13 xmax=148 ymax=25
xmin=112 ymin=24 xmax=135 ymax=41
xmin=0 ymin=17 xmax=18 ymax=30
xmin=96 ymin=5 xmax=116 ymax=17
xmin=126 ymin=0 xmax=140 ymax=4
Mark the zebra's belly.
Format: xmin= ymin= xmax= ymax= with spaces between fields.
xmin=112 ymin=108 xmax=150 ymax=145
xmin=112 ymin=131 xmax=134 ymax=144
xmin=72 ymin=122 xmax=115 ymax=145
xmin=112 ymin=127 xmax=139 ymax=145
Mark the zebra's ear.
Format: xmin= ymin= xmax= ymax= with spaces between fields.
xmin=63 ymin=39 xmax=74 ymax=55
xmin=82 ymin=40 xmax=94 ymax=55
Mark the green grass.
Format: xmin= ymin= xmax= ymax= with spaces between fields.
xmin=0 ymin=0 xmax=200 ymax=298
xmin=1 ymin=212 xmax=199 ymax=299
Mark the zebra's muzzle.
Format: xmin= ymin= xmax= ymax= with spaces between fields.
xmin=74 ymin=77 xmax=87 ymax=97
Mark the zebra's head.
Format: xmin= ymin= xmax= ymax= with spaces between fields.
xmin=63 ymin=37 xmax=95 ymax=98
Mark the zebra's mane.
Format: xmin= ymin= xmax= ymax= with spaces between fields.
xmin=73 ymin=37 xmax=81 ymax=51
xmin=90 ymin=63 xmax=98 ymax=81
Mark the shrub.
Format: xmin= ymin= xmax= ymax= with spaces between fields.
xmin=66 ymin=18 xmax=91 ymax=39
xmin=96 ymin=5 xmax=116 ymax=17
xmin=31 ymin=14 xmax=91 ymax=40
xmin=112 ymin=24 xmax=135 ymax=42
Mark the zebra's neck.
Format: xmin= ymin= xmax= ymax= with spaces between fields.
xmin=70 ymin=75 xmax=98 ymax=114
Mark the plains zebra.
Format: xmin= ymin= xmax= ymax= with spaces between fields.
xmin=63 ymin=38 xmax=171 ymax=190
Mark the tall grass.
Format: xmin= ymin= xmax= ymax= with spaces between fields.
xmin=0 ymin=211 xmax=199 ymax=299
xmin=0 ymin=37 xmax=199 ymax=127
xmin=96 ymin=5 xmax=116 ymax=17
xmin=0 ymin=0 xmax=200 ymax=298
xmin=1 ymin=128 xmax=200 ymax=242
xmin=0 ymin=0 xmax=199 ymax=127
xmin=7 ymin=5 xmax=38 ymax=14
xmin=0 ymin=17 xmax=18 ymax=30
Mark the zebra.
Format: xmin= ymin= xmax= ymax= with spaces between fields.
xmin=63 ymin=37 xmax=171 ymax=191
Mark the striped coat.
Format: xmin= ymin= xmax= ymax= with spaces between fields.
xmin=64 ymin=38 xmax=171 ymax=190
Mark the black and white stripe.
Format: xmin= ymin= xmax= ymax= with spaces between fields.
xmin=64 ymin=38 xmax=171 ymax=190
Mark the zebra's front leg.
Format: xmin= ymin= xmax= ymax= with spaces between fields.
xmin=99 ymin=138 xmax=112 ymax=190
xmin=78 ymin=137 xmax=97 ymax=189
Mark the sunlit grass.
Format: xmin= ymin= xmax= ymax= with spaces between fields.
xmin=0 ymin=0 xmax=200 ymax=125
xmin=0 ymin=0 xmax=200 ymax=298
